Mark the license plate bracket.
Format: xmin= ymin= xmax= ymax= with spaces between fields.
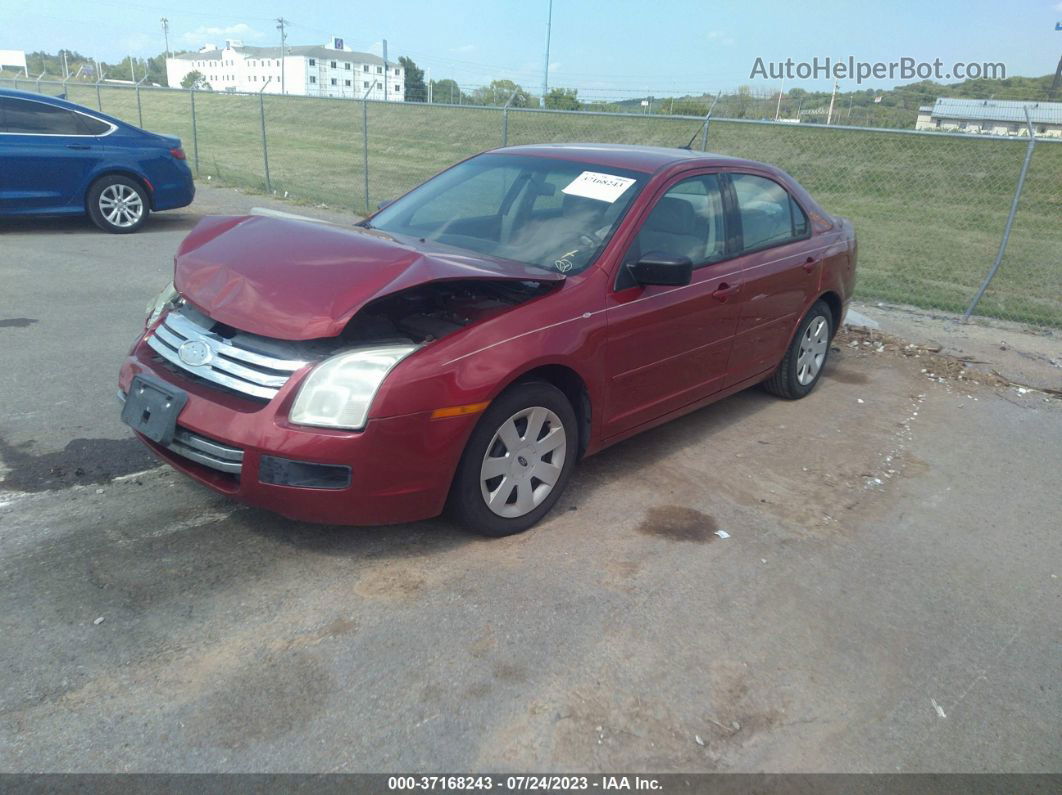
xmin=121 ymin=375 xmax=188 ymax=445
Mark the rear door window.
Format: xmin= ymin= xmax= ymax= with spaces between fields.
xmin=0 ymin=97 xmax=107 ymax=135
xmin=730 ymin=173 xmax=809 ymax=252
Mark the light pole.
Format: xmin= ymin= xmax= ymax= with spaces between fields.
xmin=540 ymin=0 xmax=552 ymax=108
xmin=276 ymin=17 xmax=289 ymax=94
xmin=382 ymin=39 xmax=388 ymax=102
xmin=161 ymin=18 xmax=170 ymax=60
xmin=826 ymin=78 xmax=838 ymax=126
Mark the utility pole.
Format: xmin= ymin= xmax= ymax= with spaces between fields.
xmin=540 ymin=0 xmax=552 ymax=108
xmin=774 ymin=81 xmax=783 ymax=121
xmin=382 ymin=39 xmax=388 ymax=102
xmin=276 ymin=17 xmax=289 ymax=94
xmin=826 ymin=78 xmax=838 ymax=126
xmin=427 ymin=67 xmax=432 ymax=102
xmin=161 ymin=18 xmax=171 ymax=60
xmin=62 ymin=50 xmax=69 ymax=79
xmin=1049 ymin=54 xmax=1062 ymax=101
xmin=129 ymin=56 xmax=136 ymax=83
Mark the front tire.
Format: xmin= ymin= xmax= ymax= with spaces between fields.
xmin=763 ymin=300 xmax=833 ymax=399
xmin=88 ymin=175 xmax=149 ymax=234
xmin=449 ymin=381 xmax=578 ymax=537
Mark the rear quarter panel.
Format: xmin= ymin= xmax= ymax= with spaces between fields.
xmin=100 ymin=130 xmax=193 ymax=210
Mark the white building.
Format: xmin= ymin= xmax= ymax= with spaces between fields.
xmin=915 ymin=98 xmax=1062 ymax=137
xmin=165 ymin=37 xmax=404 ymax=101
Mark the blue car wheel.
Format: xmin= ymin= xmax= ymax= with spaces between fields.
xmin=87 ymin=175 xmax=149 ymax=234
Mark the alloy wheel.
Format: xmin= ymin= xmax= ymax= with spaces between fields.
xmin=99 ymin=184 xmax=144 ymax=228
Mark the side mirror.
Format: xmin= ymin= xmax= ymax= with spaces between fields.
xmin=628 ymin=253 xmax=693 ymax=286
xmin=376 ymin=198 xmax=394 ymax=211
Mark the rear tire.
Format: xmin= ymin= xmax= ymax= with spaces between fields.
xmin=763 ymin=300 xmax=833 ymax=399
xmin=448 ymin=381 xmax=578 ymax=537
xmin=87 ymin=175 xmax=149 ymax=234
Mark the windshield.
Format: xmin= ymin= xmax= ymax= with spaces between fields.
xmin=369 ymin=154 xmax=647 ymax=274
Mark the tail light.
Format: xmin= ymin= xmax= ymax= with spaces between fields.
xmin=170 ymin=147 xmax=187 ymax=160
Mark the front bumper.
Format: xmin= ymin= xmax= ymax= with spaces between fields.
xmin=118 ymin=340 xmax=477 ymax=525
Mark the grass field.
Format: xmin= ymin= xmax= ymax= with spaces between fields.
xmin=9 ymin=78 xmax=1062 ymax=326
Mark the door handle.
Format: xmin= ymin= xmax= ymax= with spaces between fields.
xmin=66 ymin=144 xmax=91 ymax=150
xmin=711 ymin=282 xmax=741 ymax=302
xmin=802 ymin=256 xmax=820 ymax=273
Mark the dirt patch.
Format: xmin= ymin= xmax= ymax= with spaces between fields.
xmin=637 ymin=506 xmax=719 ymax=543
xmin=841 ymin=326 xmax=1061 ymax=397
xmin=283 ymin=617 xmax=358 ymax=650
xmin=825 ymin=366 xmax=869 ymax=385
xmin=187 ymin=649 xmax=334 ymax=748
xmin=352 ymin=563 xmax=430 ymax=599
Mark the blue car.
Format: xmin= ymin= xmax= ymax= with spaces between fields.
xmin=0 ymin=88 xmax=194 ymax=233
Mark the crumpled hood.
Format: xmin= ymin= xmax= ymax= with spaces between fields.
xmin=173 ymin=215 xmax=563 ymax=340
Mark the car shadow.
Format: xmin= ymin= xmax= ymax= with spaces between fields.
xmin=0 ymin=212 xmax=202 ymax=235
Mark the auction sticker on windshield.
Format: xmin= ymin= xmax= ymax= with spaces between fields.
xmin=562 ymin=171 xmax=636 ymax=203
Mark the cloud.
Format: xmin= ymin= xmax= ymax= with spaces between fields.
xmin=450 ymin=44 xmax=476 ymax=53
xmin=548 ymin=61 xmax=561 ymax=72
xmin=706 ymin=30 xmax=735 ymax=46
xmin=180 ymin=23 xmax=265 ymax=46
xmin=369 ymin=40 xmax=384 ymax=57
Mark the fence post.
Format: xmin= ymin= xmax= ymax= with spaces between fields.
xmin=963 ymin=107 xmax=1037 ymax=321
xmin=35 ymin=71 xmax=45 ymax=93
xmin=190 ymin=88 xmax=200 ymax=176
xmin=361 ymin=82 xmax=376 ymax=214
xmin=701 ymin=91 xmax=722 ymax=151
xmin=135 ymin=76 xmax=147 ymax=128
xmin=258 ymin=78 xmax=273 ymax=194
xmin=501 ymin=89 xmax=520 ymax=147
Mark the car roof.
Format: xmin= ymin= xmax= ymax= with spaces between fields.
xmin=1 ymin=87 xmax=84 ymax=109
xmin=492 ymin=142 xmax=765 ymax=174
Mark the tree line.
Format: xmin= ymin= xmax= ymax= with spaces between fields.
xmin=6 ymin=50 xmax=1055 ymax=125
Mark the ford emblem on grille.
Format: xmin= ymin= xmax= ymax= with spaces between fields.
xmin=178 ymin=339 xmax=213 ymax=367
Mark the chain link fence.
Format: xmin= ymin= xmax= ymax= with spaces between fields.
xmin=4 ymin=77 xmax=1060 ymax=327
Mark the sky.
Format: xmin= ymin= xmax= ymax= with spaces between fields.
xmin=1 ymin=0 xmax=1060 ymax=99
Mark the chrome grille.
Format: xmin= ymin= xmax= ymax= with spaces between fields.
xmin=147 ymin=309 xmax=307 ymax=400
xmin=167 ymin=427 xmax=244 ymax=475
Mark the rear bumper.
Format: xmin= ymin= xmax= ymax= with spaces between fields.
xmin=118 ymin=342 xmax=476 ymax=525
xmin=152 ymin=167 xmax=195 ymax=211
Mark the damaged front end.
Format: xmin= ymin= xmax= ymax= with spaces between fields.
xmin=143 ymin=278 xmax=554 ymax=407
xmin=139 ymin=213 xmax=561 ymax=409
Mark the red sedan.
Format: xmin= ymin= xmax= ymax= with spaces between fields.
xmin=119 ymin=144 xmax=857 ymax=536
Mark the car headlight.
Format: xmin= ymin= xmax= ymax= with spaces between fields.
xmin=146 ymin=281 xmax=178 ymax=327
xmin=289 ymin=344 xmax=416 ymax=430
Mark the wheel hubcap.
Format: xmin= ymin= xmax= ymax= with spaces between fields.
xmin=796 ymin=315 xmax=829 ymax=385
xmin=480 ymin=406 xmax=567 ymax=518
xmin=99 ymin=184 xmax=144 ymax=228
